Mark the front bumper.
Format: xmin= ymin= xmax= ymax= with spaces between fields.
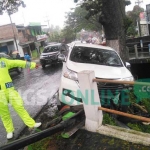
xmin=59 ymin=76 xmax=133 ymax=106
xmin=59 ymin=76 xmax=82 ymax=106
xmin=40 ymin=58 xmax=61 ymax=65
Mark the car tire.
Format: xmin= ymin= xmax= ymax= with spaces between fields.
xmin=16 ymin=67 xmax=22 ymax=74
xmin=42 ymin=64 xmax=46 ymax=69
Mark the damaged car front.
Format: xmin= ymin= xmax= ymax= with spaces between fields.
xmin=58 ymin=43 xmax=134 ymax=110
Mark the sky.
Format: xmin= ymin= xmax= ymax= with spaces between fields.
xmin=126 ymin=0 xmax=150 ymax=11
xmin=0 ymin=0 xmax=150 ymax=28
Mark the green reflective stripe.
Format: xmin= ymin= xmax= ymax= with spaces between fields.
xmin=25 ymin=62 xmax=31 ymax=68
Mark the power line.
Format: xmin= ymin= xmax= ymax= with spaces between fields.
xmin=135 ymin=0 xmax=143 ymax=6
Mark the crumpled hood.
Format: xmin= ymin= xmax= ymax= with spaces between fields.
xmin=67 ymin=61 xmax=132 ymax=79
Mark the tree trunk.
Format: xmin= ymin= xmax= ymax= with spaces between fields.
xmin=99 ymin=0 xmax=128 ymax=62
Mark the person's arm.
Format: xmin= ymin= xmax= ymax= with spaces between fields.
xmin=5 ymin=58 xmax=36 ymax=70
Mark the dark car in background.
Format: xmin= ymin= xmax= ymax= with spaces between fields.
xmin=0 ymin=53 xmax=22 ymax=74
xmin=40 ymin=43 xmax=68 ymax=68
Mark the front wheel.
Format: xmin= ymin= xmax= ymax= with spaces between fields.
xmin=42 ymin=64 xmax=46 ymax=69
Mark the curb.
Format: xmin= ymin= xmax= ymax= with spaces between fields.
xmin=97 ymin=124 xmax=150 ymax=146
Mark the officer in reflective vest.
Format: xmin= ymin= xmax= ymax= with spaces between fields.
xmin=0 ymin=55 xmax=41 ymax=139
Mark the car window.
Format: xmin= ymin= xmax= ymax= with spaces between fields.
xmin=70 ymin=46 xmax=123 ymax=67
xmin=43 ymin=46 xmax=59 ymax=53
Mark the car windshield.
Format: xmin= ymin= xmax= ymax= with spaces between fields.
xmin=70 ymin=46 xmax=123 ymax=67
xmin=43 ymin=46 xmax=59 ymax=53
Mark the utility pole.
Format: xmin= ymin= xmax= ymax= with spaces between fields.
xmin=44 ymin=15 xmax=50 ymax=33
xmin=135 ymin=0 xmax=143 ymax=6
xmin=8 ymin=14 xmax=19 ymax=51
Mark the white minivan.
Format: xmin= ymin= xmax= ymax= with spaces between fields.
xmin=58 ymin=43 xmax=134 ymax=106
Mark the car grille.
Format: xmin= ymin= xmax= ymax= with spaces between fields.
xmin=96 ymin=78 xmax=125 ymax=96
xmin=45 ymin=55 xmax=57 ymax=60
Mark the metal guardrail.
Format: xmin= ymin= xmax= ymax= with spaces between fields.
xmin=0 ymin=110 xmax=84 ymax=150
xmin=93 ymin=78 xmax=150 ymax=123
xmin=93 ymin=78 xmax=150 ymax=86
xmin=129 ymin=52 xmax=150 ymax=59
xmin=98 ymin=107 xmax=150 ymax=122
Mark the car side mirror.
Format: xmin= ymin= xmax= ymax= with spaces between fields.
xmin=58 ymin=54 xmax=66 ymax=62
xmin=125 ymin=62 xmax=131 ymax=68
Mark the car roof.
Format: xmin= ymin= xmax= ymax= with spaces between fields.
xmin=73 ymin=43 xmax=115 ymax=51
xmin=0 ymin=53 xmax=10 ymax=57
xmin=44 ymin=43 xmax=62 ymax=49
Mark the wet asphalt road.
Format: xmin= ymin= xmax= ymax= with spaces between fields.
xmin=0 ymin=64 xmax=62 ymax=147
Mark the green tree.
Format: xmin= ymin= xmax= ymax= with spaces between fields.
xmin=60 ymin=26 xmax=75 ymax=43
xmin=127 ymin=5 xmax=144 ymax=27
xmin=49 ymin=31 xmax=60 ymax=42
xmin=45 ymin=25 xmax=61 ymax=42
xmin=127 ymin=25 xmax=137 ymax=36
xmin=0 ymin=0 xmax=26 ymax=15
xmin=74 ymin=0 xmax=131 ymax=61
xmin=65 ymin=6 xmax=102 ymax=32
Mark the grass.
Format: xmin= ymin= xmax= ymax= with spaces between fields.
xmin=102 ymin=90 xmax=150 ymax=134
xmin=127 ymin=122 xmax=150 ymax=133
xmin=31 ymin=50 xmax=38 ymax=59
xmin=27 ymin=137 xmax=52 ymax=150
xmin=31 ymin=47 xmax=44 ymax=59
xmin=102 ymin=113 xmax=117 ymax=126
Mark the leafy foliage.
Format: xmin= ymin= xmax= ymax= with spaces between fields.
xmin=127 ymin=25 xmax=137 ymax=36
xmin=123 ymin=16 xmax=133 ymax=34
xmin=81 ymin=0 xmax=103 ymax=19
xmin=60 ymin=26 xmax=76 ymax=43
xmin=65 ymin=6 xmax=102 ymax=32
xmin=127 ymin=123 xmax=150 ymax=133
xmin=0 ymin=0 xmax=25 ymax=15
xmin=103 ymin=113 xmax=117 ymax=126
xmin=49 ymin=31 xmax=60 ymax=42
xmin=126 ymin=5 xmax=144 ymax=36
xmin=127 ymin=5 xmax=144 ymax=26
xmin=141 ymin=99 xmax=150 ymax=113
xmin=74 ymin=0 xmax=130 ymax=62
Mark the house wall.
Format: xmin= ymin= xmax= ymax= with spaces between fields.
xmin=7 ymin=41 xmax=15 ymax=53
xmin=0 ymin=24 xmax=18 ymax=40
xmin=0 ymin=24 xmax=25 ymax=57
xmin=18 ymin=30 xmax=28 ymax=43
